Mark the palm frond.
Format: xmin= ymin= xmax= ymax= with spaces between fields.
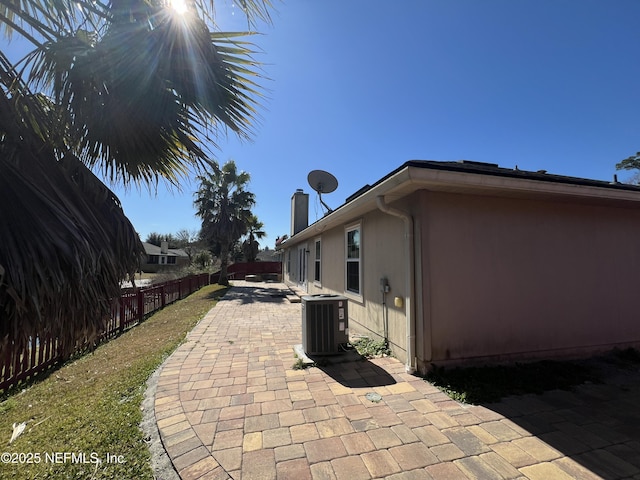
xmin=0 ymin=0 xmax=276 ymax=348
xmin=14 ymin=3 xmax=266 ymax=187
xmin=0 ymin=0 xmax=96 ymax=43
xmin=0 ymin=151 xmax=143 ymax=357
xmin=0 ymin=54 xmax=142 ymax=357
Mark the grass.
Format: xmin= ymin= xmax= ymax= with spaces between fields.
xmin=292 ymin=357 xmax=308 ymax=370
xmin=351 ymin=337 xmax=391 ymax=359
xmin=0 ymin=284 xmax=228 ymax=480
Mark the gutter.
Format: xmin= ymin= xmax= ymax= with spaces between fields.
xmin=376 ymin=196 xmax=416 ymax=374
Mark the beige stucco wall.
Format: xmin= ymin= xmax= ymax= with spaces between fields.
xmin=283 ymin=205 xmax=413 ymax=362
xmin=420 ymin=190 xmax=640 ymax=367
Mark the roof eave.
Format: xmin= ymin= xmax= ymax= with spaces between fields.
xmin=283 ymin=162 xmax=640 ymax=246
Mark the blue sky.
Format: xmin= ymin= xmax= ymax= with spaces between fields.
xmin=6 ymin=1 xmax=640 ymax=247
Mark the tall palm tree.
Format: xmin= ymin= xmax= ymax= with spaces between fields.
xmin=242 ymin=214 xmax=266 ymax=262
xmin=0 ymin=1 xmax=273 ymax=356
xmin=194 ymin=160 xmax=255 ymax=285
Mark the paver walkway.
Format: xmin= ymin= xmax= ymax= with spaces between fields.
xmin=155 ymin=281 xmax=640 ymax=479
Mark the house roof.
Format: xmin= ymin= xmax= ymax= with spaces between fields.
xmin=281 ymin=160 xmax=640 ymax=247
xmin=142 ymin=242 xmax=189 ymax=257
xmin=347 ymin=160 xmax=640 ymax=202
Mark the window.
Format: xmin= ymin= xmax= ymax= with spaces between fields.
xmin=167 ymin=256 xmax=177 ymax=264
xmin=314 ymin=239 xmax=321 ymax=284
xmin=345 ymin=224 xmax=361 ymax=295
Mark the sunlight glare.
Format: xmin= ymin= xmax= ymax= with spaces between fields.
xmin=170 ymin=0 xmax=188 ymax=15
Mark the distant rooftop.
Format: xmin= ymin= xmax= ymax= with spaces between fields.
xmin=142 ymin=242 xmax=188 ymax=257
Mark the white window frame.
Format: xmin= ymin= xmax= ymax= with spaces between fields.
xmin=345 ymin=223 xmax=362 ymax=298
xmin=313 ymin=238 xmax=322 ymax=286
xmin=297 ymin=244 xmax=308 ymax=291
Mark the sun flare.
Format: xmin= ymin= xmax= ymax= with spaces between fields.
xmin=169 ymin=0 xmax=188 ymax=15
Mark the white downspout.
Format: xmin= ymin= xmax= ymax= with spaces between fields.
xmin=376 ymin=196 xmax=416 ymax=374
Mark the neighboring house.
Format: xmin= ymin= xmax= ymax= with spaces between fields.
xmin=141 ymin=241 xmax=190 ymax=273
xmin=278 ymin=160 xmax=640 ymax=374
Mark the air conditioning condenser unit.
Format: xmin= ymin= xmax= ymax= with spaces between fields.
xmin=301 ymin=294 xmax=348 ymax=355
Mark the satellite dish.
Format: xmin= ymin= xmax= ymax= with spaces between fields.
xmin=308 ymin=170 xmax=338 ymax=194
xmin=307 ymin=170 xmax=338 ymax=213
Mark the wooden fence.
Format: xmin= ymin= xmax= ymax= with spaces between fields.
xmin=211 ymin=261 xmax=282 ymax=283
xmin=0 ymin=273 xmax=210 ymax=392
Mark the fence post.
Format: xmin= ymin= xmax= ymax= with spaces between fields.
xmin=119 ymin=298 xmax=125 ymax=333
xmin=138 ymin=290 xmax=144 ymax=322
xmin=1 ymin=343 xmax=12 ymax=390
xmin=29 ymin=336 xmax=36 ymax=371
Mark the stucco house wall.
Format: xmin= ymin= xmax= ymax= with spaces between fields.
xmin=284 ymin=206 xmax=412 ymax=362
xmin=420 ymin=189 xmax=640 ymax=368
xmin=280 ymin=160 xmax=640 ymax=373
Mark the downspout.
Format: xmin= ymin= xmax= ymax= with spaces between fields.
xmin=376 ymin=196 xmax=416 ymax=374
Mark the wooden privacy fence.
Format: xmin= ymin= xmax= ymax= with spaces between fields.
xmin=0 ymin=273 xmax=210 ymax=392
xmin=211 ymin=261 xmax=282 ymax=283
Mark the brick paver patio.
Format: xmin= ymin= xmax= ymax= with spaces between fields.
xmin=154 ymin=281 xmax=640 ymax=479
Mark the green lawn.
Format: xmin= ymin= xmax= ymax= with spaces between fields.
xmin=0 ymin=284 xmax=228 ymax=479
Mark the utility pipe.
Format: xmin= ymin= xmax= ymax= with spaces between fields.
xmin=376 ymin=196 xmax=416 ymax=374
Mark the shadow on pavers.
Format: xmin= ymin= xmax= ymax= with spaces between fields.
xmin=222 ymin=284 xmax=291 ymax=304
xmin=319 ymin=358 xmax=397 ymax=388
xmin=482 ymin=357 xmax=640 ymax=479
xmin=294 ymin=344 xmax=396 ymax=387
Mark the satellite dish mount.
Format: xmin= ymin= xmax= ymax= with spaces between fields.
xmin=307 ymin=170 xmax=338 ymax=214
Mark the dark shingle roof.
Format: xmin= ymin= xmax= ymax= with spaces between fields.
xmin=344 ymin=160 xmax=639 ymax=204
xmin=142 ymin=242 xmax=188 ymax=257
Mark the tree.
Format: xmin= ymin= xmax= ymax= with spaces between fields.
xmin=145 ymin=232 xmax=177 ymax=248
xmin=175 ymin=229 xmax=199 ymax=248
xmin=242 ymin=215 xmax=266 ymax=262
xmin=194 ymin=250 xmax=213 ymax=270
xmin=175 ymin=228 xmax=201 ymax=263
xmin=194 ymin=160 xmax=255 ymax=285
xmin=616 ymin=153 xmax=640 ymax=184
xmin=0 ymin=1 xmax=272 ymax=356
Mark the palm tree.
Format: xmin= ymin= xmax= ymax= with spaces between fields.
xmin=0 ymin=1 xmax=272 ymax=356
xmin=194 ymin=160 xmax=255 ymax=285
xmin=242 ymin=214 xmax=266 ymax=262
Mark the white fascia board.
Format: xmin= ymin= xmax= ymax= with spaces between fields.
xmin=404 ymin=167 xmax=640 ymax=203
